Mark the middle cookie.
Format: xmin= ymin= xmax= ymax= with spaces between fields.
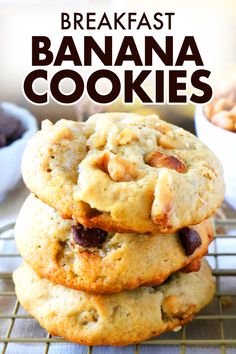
xmin=15 ymin=195 xmax=214 ymax=294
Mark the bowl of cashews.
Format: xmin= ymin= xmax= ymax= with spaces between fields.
xmin=195 ymin=80 xmax=236 ymax=209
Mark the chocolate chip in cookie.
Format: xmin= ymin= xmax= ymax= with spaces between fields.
xmin=179 ymin=227 xmax=202 ymax=255
xmin=71 ymin=224 xmax=107 ymax=248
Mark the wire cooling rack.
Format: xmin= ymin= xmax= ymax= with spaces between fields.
xmin=0 ymin=219 xmax=236 ymax=354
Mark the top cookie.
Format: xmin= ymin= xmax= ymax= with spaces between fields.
xmin=22 ymin=113 xmax=224 ymax=234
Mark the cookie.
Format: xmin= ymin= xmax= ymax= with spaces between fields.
xmin=13 ymin=260 xmax=215 ymax=346
xmin=15 ymin=195 xmax=214 ymax=293
xmin=21 ymin=114 xmax=224 ymax=234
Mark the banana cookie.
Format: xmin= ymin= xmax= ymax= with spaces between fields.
xmin=22 ymin=113 xmax=224 ymax=233
xmin=15 ymin=194 xmax=213 ymax=293
xmin=13 ymin=260 xmax=215 ymax=346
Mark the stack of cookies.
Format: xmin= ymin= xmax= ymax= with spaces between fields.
xmin=13 ymin=113 xmax=224 ymax=346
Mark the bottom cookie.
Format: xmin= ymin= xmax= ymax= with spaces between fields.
xmin=13 ymin=260 xmax=215 ymax=346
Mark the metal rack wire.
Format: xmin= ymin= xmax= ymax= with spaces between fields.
xmin=0 ymin=219 xmax=236 ymax=354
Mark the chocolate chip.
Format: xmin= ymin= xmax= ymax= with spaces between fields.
xmin=0 ymin=105 xmax=25 ymax=147
xmin=0 ymin=114 xmax=19 ymax=137
xmin=179 ymin=227 xmax=202 ymax=256
xmin=8 ymin=120 xmax=25 ymax=143
xmin=71 ymin=224 xmax=107 ymax=248
xmin=0 ymin=133 xmax=6 ymax=147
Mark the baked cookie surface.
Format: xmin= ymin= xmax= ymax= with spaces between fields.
xmin=15 ymin=194 xmax=214 ymax=293
xmin=21 ymin=114 xmax=224 ymax=233
xmin=13 ymin=260 xmax=215 ymax=346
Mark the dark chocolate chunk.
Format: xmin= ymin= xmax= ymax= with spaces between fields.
xmin=179 ymin=227 xmax=202 ymax=256
xmin=0 ymin=105 xmax=25 ymax=147
xmin=0 ymin=133 xmax=6 ymax=147
xmin=0 ymin=114 xmax=19 ymax=137
xmin=8 ymin=120 xmax=25 ymax=143
xmin=71 ymin=224 xmax=107 ymax=248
